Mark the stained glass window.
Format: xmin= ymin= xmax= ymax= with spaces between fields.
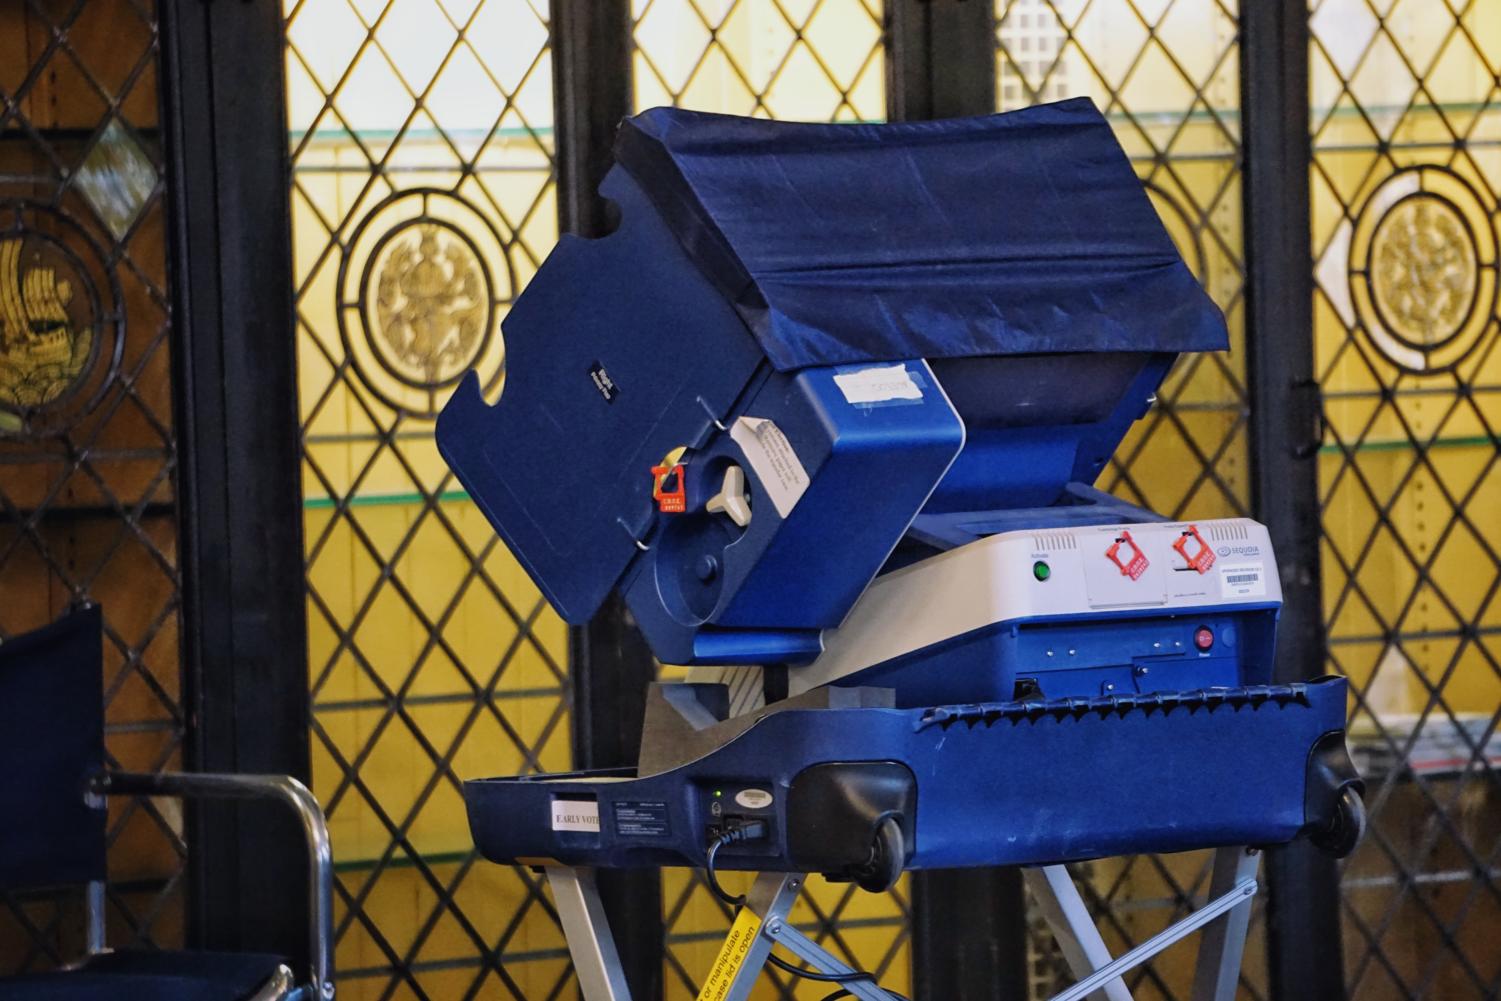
xmin=1309 ymin=1 xmax=1501 ymax=996
xmin=633 ymin=0 xmax=884 ymax=121
xmin=285 ymin=1 xmax=571 ymax=997
xmin=0 ymin=0 xmax=184 ymax=972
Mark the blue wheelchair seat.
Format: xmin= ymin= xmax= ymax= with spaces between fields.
xmin=0 ymin=608 xmax=324 ymax=1001
xmin=1 ymin=951 xmax=289 ymax=1001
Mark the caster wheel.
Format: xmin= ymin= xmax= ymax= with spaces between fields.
xmin=856 ymin=817 xmax=906 ymax=893
xmin=1312 ymin=786 xmax=1366 ymax=858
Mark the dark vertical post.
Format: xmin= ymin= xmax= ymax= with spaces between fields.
xmin=913 ymin=868 xmax=1031 ymax=1001
xmin=553 ymin=0 xmax=634 ymax=239
xmin=552 ymin=3 xmax=664 ymax=999
xmin=886 ymin=0 xmax=995 ymax=121
xmin=890 ymin=5 xmax=1027 ymax=999
xmin=1240 ymin=4 xmax=1345 ymax=1000
xmin=884 ymin=0 xmax=932 ymax=122
xmin=159 ymin=0 xmax=311 ymax=970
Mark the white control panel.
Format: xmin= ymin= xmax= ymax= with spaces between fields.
xmin=792 ymin=517 xmax=1280 ymax=695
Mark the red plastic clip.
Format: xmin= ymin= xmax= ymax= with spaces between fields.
xmin=1172 ymin=524 xmax=1216 ymax=574
xmin=1105 ymin=529 xmax=1149 ymax=580
xmin=651 ymin=463 xmax=686 ymax=513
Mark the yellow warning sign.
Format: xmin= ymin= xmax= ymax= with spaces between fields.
xmin=696 ymin=908 xmax=764 ymax=1001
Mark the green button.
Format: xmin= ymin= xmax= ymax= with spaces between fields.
xmin=1033 ymin=561 xmax=1051 ymax=582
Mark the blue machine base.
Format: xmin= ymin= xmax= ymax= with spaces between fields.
xmin=465 ymin=677 xmax=1351 ymax=873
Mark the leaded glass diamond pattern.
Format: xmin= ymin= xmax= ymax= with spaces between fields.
xmin=633 ymin=0 xmax=886 ymax=122
xmin=1310 ymin=1 xmax=1501 ymax=997
xmin=995 ymin=3 xmax=1256 ymax=998
xmin=285 ymin=0 xmax=571 ymax=997
xmin=997 ymin=0 xmax=1247 ymax=523
xmin=0 ymin=0 xmax=184 ymax=973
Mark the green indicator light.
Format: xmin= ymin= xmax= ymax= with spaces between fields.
xmin=1033 ymin=561 xmax=1051 ymax=582
xmin=714 ymin=790 xmax=723 ymax=798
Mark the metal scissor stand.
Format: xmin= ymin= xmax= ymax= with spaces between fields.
xmin=546 ymin=846 xmax=1260 ymax=1001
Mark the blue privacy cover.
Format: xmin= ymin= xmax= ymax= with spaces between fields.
xmin=615 ymin=98 xmax=1227 ymax=371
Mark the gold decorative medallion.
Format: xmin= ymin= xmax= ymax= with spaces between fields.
xmin=339 ymin=189 xmax=511 ymax=416
xmin=0 ymin=204 xmax=120 ymax=436
xmin=1369 ymin=196 xmax=1477 ymax=350
xmin=371 ymin=223 xmax=488 ymax=386
xmin=1345 ymin=168 xmax=1497 ymax=373
xmin=0 ymin=237 xmax=89 ymax=408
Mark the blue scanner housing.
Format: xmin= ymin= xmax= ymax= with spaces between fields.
xmin=442 ymin=101 xmax=1364 ymax=879
xmin=436 ymin=98 xmax=1227 ymax=666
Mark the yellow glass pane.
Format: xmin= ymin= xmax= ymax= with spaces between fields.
xmin=1311 ymin=0 xmax=1501 ymax=996
xmin=286 ymin=0 xmax=567 ymax=995
xmin=997 ymin=0 xmax=1246 ymax=523
xmin=633 ymin=0 xmax=885 ymax=120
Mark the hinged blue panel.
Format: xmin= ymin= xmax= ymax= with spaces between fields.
xmin=436 ymin=171 xmax=765 ymax=623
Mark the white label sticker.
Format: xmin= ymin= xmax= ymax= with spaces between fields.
xmin=833 ymin=364 xmax=923 ymax=405
xmin=734 ymin=788 xmax=774 ymax=810
xmin=1220 ymin=563 xmax=1267 ymax=598
xmin=730 ymin=417 xmax=810 ymax=518
xmin=551 ymin=798 xmax=601 ymax=833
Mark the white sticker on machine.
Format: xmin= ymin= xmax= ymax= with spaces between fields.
xmin=1219 ymin=562 xmax=1267 ymax=598
xmin=551 ymin=798 xmax=601 ymax=833
xmin=730 ymin=417 xmax=809 ymax=518
xmin=833 ymin=363 xmax=923 ymax=405
xmin=734 ymin=788 xmax=773 ymax=810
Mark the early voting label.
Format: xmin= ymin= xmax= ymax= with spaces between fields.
xmin=1220 ymin=562 xmax=1267 ymax=598
xmin=550 ymin=798 xmax=600 ymax=833
xmin=833 ymin=363 xmax=923 ymax=405
xmin=696 ymin=908 xmax=764 ymax=1001
xmin=731 ymin=416 xmax=809 ymax=518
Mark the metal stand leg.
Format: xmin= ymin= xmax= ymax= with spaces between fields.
xmin=546 ymin=868 xmax=898 ymax=1001
xmin=85 ymin=880 xmax=106 ymax=955
xmin=1190 ymin=848 xmax=1261 ymax=1001
xmin=1024 ymin=865 xmax=1134 ymax=1001
xmin=548 ymin=851 xmax=1258 ymax=1001
xmin=1026 ymin=849 xmax=1261 ymax=1001
xmin=547 ymin=867 xmax=633 ymax=1001
xmin=708 ymin=873 xmax=894 ymax=1001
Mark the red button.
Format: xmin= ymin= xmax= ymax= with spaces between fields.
xmin=1194 ymin=626 xmax=1215 ymax=651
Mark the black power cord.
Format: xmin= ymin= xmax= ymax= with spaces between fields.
xmin=703 ymin=823 xmax=911 ymax=1001
xmin=704 ymin=821 xmax=766 ymax=907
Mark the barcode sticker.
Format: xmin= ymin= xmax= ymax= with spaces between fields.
xmin=1219 ymin=562 xmax=1267 ymax=598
